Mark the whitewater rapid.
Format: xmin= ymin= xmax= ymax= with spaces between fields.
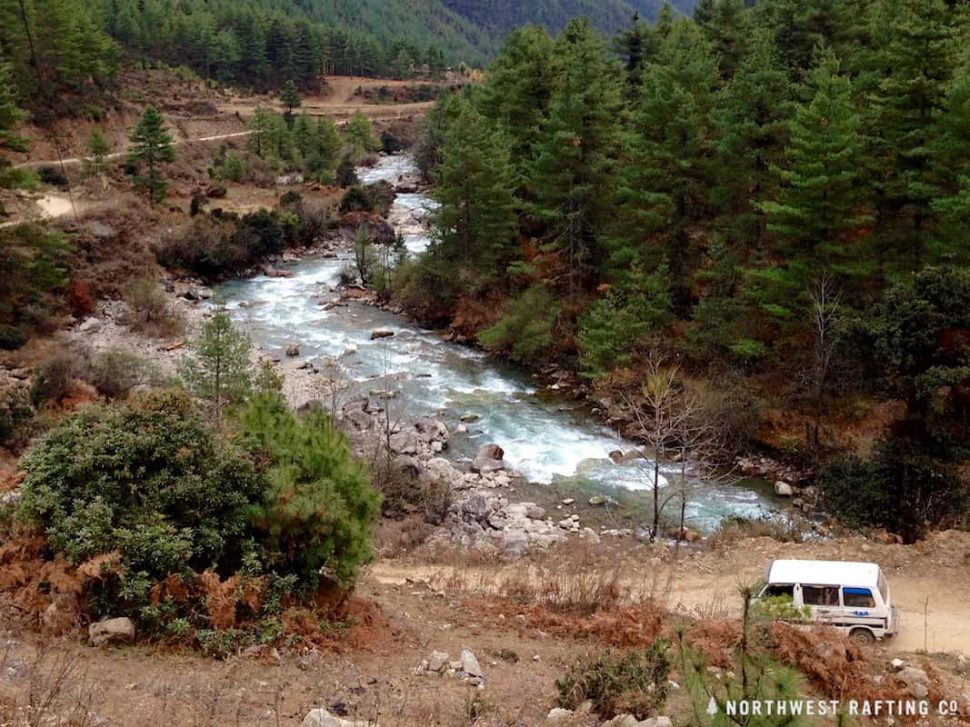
xmin=217 ymin=155 xmax=779 ymax=531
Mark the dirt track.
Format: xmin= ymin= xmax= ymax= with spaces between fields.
xmin=370 ymin=530 xmax=970 ymax=657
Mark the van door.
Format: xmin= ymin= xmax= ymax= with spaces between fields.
xmin=841 ymin=586 xmax=886 ymax=634
xmin=800 ymin=584 xmax=841 ymax=625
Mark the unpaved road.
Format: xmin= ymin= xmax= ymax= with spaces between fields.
xmin=370 ymin=531 xmax=970 ymax=657
xmin=13 ymin=130 xmax=254 ymax=170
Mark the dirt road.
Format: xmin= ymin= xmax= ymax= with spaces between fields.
xmin=370 ymin=530 xmax=970 ymax=656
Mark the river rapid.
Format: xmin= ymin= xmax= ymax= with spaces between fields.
xmin=217 ymin=155 xmax=780 ymax=532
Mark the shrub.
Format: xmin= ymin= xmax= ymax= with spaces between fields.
xmin=82 ymin=349 xmax=167 ymax=399
xmin=0 ymin=324 xmax=26 ymax=350
xmin=335 ymin=157 xmax=358 ymax=187
xmin=238 ymin=391 xmax=381 ymax=589
xmin=0 ymin=379 xmax=34 ymax=445
xmin=37 ymin=165 xmax=69 ymax=187
xmin=125 ymin=277 xmax=182 ymax=336
xmin=479 ymin=285 xmax=560 ymax=364
xmin=30 ymin=354 xmax=75 ymax=405
xmin=556 ymin=643 xmax=671 ymax=720
xmin=223 ymin=153 xmax=246 ymax=183
xmin=339 ymin=186 xmax=372 ymax=213
xmin=818 ymin=436 xmax=967 ymax=542
xmin=18 ymin=390 xmax=264 ymax=595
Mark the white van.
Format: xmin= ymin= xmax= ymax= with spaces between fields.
xmin=757 ymin=559 xmax=898 ymax=645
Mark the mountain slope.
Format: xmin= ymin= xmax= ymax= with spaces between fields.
xmin=441 ymin=0 xmax=698 ymax=40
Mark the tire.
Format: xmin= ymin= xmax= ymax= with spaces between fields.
xmin=849 ymin=628 xmax=876 ymax=646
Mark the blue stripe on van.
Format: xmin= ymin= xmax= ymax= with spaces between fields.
xmin=844 ymin=587 xmax=872 ymax=595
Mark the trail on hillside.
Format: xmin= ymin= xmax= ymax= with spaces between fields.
xmin=14 ymin=130 xmax=254 ymax=170
xmin=370 ymin=531 xmax=970 ymax=657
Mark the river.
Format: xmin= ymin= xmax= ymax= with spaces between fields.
xmin=217 ymin=155 xmax=780 ymax=532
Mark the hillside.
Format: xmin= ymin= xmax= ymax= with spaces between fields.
xmin=443 ymin=0 xmax=697 ymax=38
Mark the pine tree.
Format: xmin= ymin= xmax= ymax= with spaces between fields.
xmin=615 ymin=18 xmax=719 ymax=314
xmin=868 ymin=0 xmax=959 ymax=269
xmin=429 ymin=98 xmax=518 ymax=293
xmin=127 ymin=105 xmax=175 ymax=205
xmin=345 ymin=110 xmax=376 ymax=161
xmin=715 ymin=27 xmax=793 ymax=249
xmin=248 ymin=106 xmax=275 ymax=159
xmin=279 ymin=79 xmax=301 ymax=125
xmin=529 ymin=18 xmax=624 ymax=293
xmin=0 ymin=62 xmax=27 ymax=196
xmin=180 ymin=308 xmax=252 ymax=419
xmin=239 ymin=389 xmax=380 ymax=588
xmin=476 ymin=25 xmax=557 ymax=172
xmin=83 ymin=128 xmax=112 ymax=178
xmin=757 ymin=51 xmax=869 ymax=317
xmin=613 ymin=13 xmax=656 ymax=98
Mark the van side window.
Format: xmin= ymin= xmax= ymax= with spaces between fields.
xmin=802 ymin=585 xmax=839 ymax=606
xmin=764 ymin=584 xmax=794 ymax=598
xmin=843 ymin=587 xmax=876 ymax=608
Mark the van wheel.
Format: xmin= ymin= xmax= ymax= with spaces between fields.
xmin=849 ymin=628 xmax=875 ymax=646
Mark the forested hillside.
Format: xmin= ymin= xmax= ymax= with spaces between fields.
xmin=442 ymin=0 xmax=697 ymax=38
xmin=407 ymin=0 xmax=970 ymax=540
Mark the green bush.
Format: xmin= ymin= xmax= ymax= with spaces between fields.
xmin=238 ymin=390 xmax=381 ymax=589
xmin=82 ymin=349 xmax=167 ymax=399
xmin=556 ymin=642 xmax=671 ymax=720
xmin=18 ymin=390 xmax=263 ymax=584
xmin=0 ymin=324 xmax=26 ymax=350
xmin=479 ymin=285 xmax=560 ymax=364
xmin=0 ymin=380 xmax=34 ymax=445
xmin=30 ymin=354 xmax=74 ymax=405
xmin=818 ymin=436 xmax=966 ymax=542
xmin=223 ymin=153 xmax=247 ymax=183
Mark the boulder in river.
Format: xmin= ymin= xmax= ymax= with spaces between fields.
xmin=285 ymin=344 xmax=300 ymax=357
xmin=370 ymin=327 xmax=395 ymax=340
xmin=774 ymin=480 xmax=794 ymax=497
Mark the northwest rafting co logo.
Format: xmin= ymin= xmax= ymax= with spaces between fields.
xmin=707 ymin=699 xmax=962 ymax=718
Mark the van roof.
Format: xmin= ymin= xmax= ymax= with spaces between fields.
xmin=766 ymin=559 xmax=881 ymax=588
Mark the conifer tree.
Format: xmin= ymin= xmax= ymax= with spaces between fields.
xmin=127 ymin=105 xmax=175 ymax=205
xmin=715 ymin=27 xmax=793 ymax=248
xmin=180 ymin=308 xmax=252 ymax=419
xmin=615 ymin=19 xmax=719 ymax=314
xmin=279 ymin=79 xmax=301 ymax=125
xmin=0 ymin=62 xmax=27 ymax=195
xmin=429 ymin=98 xmax=518 ymax=292
xmin=83 ymin=128 xmax=112 ymax=178
xmin=476 ymin=25 xmax=557 ymax=172
xmin=763 ymin=52 xmax=868 ymax=265
xmin=345 ymin=110 xmax=376 ymax=161
xmin=248 ymin=106 xmax=275 ymax=159
xmin=868 ymin=0 xmax=958 ymax=269
xmin=756 ymin=51 xmax=868 ymax=317
xmin=529 ymin=18 xmax=624 ymax=293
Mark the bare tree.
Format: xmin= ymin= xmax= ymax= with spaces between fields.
xmin=807 ymin=275 xmax=841 ymax=453
xmin=625 ymin=357 xmax=738 ymax=542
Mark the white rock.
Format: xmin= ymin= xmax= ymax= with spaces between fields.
xmin=88 ymin=617 xmax=135 ymax=646
xmin=78 ymin=317 xmax=102 ymax=333
xmin=427 ymin=650 xmax=449 ymax=672
xmin=546 ymin=707 xmax=574 ymax=724
xmin=890 ymin=657 xmax=905 ymax=671
xmin=774 ymin=480 xmax=794 ymax=497
xmin=301 ymin=707 xmax=371 ymax=727
xmin=460 ymin=648 xmax=483 ymax=678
